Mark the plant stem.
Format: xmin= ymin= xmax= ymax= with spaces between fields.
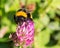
xmin=18 ymin=46 xmax=20 ymax=48
xmin=18 ymin=46 xmax=23 ymax=48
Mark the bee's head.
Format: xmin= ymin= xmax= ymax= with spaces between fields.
xmin=14 ymin=8 xmax=32 ymax=24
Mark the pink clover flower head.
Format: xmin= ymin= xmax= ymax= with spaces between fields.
xmin=16 ymin=20 xmax=34 ymax=47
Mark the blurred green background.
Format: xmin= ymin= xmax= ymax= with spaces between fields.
xmin=0 ymin=0 xmax=60 ymax=48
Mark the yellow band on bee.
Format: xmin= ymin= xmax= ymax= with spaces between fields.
xmin=16 ymin=11 xmax=27 ymax=17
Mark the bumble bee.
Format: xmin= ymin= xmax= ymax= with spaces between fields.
xmin=10 ymin=8 xmax=34 ymax=47
xmin=14 ymin=8 xmax=33 ymax=24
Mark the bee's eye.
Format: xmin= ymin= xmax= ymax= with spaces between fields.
xmin=14 ymin=15 xmax=26 ymax=24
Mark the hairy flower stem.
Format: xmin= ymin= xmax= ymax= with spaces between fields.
xmin=18 ymin=46 xmax=23 ymax=48
xmin=18 ymin=46 xmax=20 ymax=48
